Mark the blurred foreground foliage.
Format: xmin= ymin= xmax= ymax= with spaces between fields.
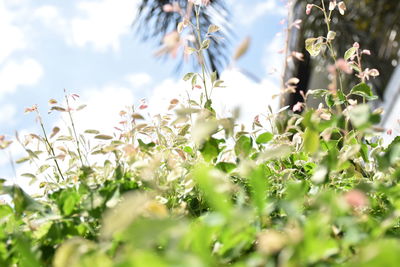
xmin=1 ymin=84 xmax=400 ymax=266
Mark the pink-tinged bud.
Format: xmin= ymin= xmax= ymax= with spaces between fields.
xmin=293 ymin=102 xmax=304 ymax=112
xmin=362 ymin=49 xmax=371 ymax=55
xmin=344 ymin=190 xmax=368 ymax=209
xmin=306 ymin=4 xmax=313 ymax=15
xmin=387 ymin=129 xmax=393 ymax=135
xmin=353 ymin=42 xmax=360 ymax=49
xmin=338 ymin=1 xmax=346 ymax=15
xmin=329 ymin=0 xmax=337 ymax=11
xmin=320 ymin=113 xmax=331 ymax=120
xmin=162 ymin=4 xmax=174 ymax=12
xmin=139 ymin=104 xmax=148 ymax=110
xmin=368 ymin=68 xmax=380 ymax=77
xmin=25 ymin=104 xmax=38 ymax=113
xmin=292 ymin=51 xmax=304 ymax=61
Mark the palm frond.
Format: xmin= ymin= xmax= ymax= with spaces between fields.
xmin=133 ymin=0 xmax=231 ymax=75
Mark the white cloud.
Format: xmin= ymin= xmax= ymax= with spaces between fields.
xmin=0 ymin=2 xmax=26 ymax=63
xmin=70 ymin=85 xmax=136 ymax=133
xmin=125 ymin=73 xmax=152 ymax=88
xmin=147 ymin=69 xmax=280 ymax=125
xmin=263 ymin=32 xmax=285 ymax=78
xmin=33 ymin=5 xmax=66 ymax=30
xmin=228 ymin=0 xmax=286 ymax=25
xmin=0 ymin=104 xmax=16 ymax=125
xmin=0 ymin=58 xmax=44 ymax=99
xmin=215 ymin=69 xmax=280 ymax=121
xmin=69 ymin=0 xmax=139 ymax=52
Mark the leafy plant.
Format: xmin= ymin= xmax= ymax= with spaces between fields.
xmin=1 ymin=1 xmax=400 ymax=266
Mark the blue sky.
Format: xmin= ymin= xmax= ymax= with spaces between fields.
xmin=0 ymin=0 xmax=286 ymax=181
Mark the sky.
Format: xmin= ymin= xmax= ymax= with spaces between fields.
xmin=0 ymin=0 xmax=287 ymax=182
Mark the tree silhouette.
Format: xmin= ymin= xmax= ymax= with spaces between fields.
xmin=133 ymin=0 xmax=231 ymax=75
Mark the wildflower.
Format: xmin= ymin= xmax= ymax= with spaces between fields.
xmin=387 ymin=129 xmax=393 ymax=135
xmin=306 ymin=4 xmax=313 ymax=15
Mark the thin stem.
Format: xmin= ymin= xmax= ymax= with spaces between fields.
xmin=64 ymin=93 xmax=86 ymax=166
xmin=194 ymin=5 xmax=209 ymax=101
xmin=15 ymin=133 xmax=59 ymax=186
xmin=321 ymin=0 xmax=345 ymax=102
xmin=37 ymin=113 xmax=65 ymax=181
xmin=280 ymin=1 xmax=293 ymax=106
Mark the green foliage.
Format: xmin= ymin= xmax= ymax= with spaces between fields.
xmin=0 ymin=2 xmax=399 ymax=267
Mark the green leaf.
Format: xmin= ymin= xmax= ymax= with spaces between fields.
xmin=84 ymin=129 xmax=100 ymax=134
xmin=235 ymin=135 xmax=253 ymax=157
xmin=207 ymin=24 xmax=220 ymax=34
xmin=63 ymin=193 xmax=79 ymax=215
xmin=185 ymin=46 xmax=197 ymax=55
xmin=16 ymin=157 xmax=30 ymax=164
xmin=350 ymin=83 xmax=378 ymax=100
xmin=20 ymin=173 xmax=36 ymax=179
xmin=192 ymin=164 xmax=232 ymax=217
xmin=200 ymin=138 xmax=220 ymax=162
xmin=307 ymin=89 xmax=329 ymax=98
xmin=349 ymin=104 xmax=370 ymax=128
xmin=325 ymin=93 xmax=335 ymax=107
xmin=305 ymin=37 xmax=324 ymax=57
xmin=344 ymin=47 xmax=357 ymax=61
xmin=249 ymin=165 xmax=268 ymax=214
xmin=15 ymin=235 xmax=41 ymax=267
xmin=256 ymin=132 xmax=274 ymax=144
xmin=183 ymin=72 xmax=195 ymax=81
xmin=37 ymin=164 xmax=50 ymax=174
xmin=215 ymin=162 xmax=236 ymax=173
xmin=95 ymin=134 xmax=113 ymax=140
xmin=327 ymin=31 xmax=336 ymax=41
xmin=53 ymin=238 xmax=96 ymax=267
xmin=201 ymin=39 xmax=210 ymax=50
xmin=304 ymin=128 xmax=319 ymax=154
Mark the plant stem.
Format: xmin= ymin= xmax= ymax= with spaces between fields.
xmin=194 ymin=5 xmax=209 ymax=101
xmin=37 ymin=112 xmax=65 ymax=181
xmin=280 ymin=0 xmax=293 ymax=106
xmin=64 ymin=92 xmax=86 ymax=166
